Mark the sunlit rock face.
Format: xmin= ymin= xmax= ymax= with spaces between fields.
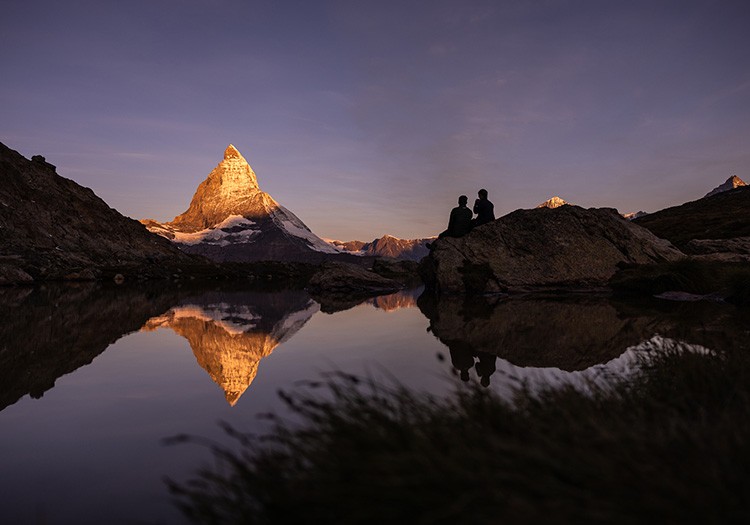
xmin=143 ymin=290 xmax=319 ymax=405
xmin=141 ymin=145 xmax=341 ymax=262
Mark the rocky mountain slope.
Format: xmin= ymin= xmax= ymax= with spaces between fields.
xmin=634 ymin=184 xmax=750 ymax=250
xmin=0 ymin=142 xmax=197 ymax=283
xmin=328 ymin=235 xmax=433 ymax=261
xmin=421 ymin=205 xmax=683 ymax=294
xmin=143 ymin=145 xmax=349 ymax=263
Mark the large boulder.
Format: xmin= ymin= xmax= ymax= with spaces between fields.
xmin=421 ymin=206 xmax=683 ymax=294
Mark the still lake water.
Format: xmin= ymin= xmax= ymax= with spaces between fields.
xmin=0 ymin=283 xmax=744 ymax=524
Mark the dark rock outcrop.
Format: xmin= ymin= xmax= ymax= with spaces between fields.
xmin=0 ymin=142 xmax=199 ymax=282
xmin=421 ymin=205 xmax=683 ymax=294
xmin=634 ymin=185 xmax=750 ymax=250
xmin=307 ymin=262 xmax=403 ymax=312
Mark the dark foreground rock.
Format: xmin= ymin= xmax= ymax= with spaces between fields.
xmin=0 ymin=142 xmax=201 ymax=283
xmin=421 ymin=205 xmax=683 ymax=294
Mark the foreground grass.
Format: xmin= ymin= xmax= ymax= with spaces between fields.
xmin=167 ymin=342 xmax=750 ymax=524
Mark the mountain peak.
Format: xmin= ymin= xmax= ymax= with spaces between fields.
xmin=224 ymin=144 xmax=242 ymax=159
xmin=705 ymin=175 xmax=747 ymax=198
xmin=537 ymin=196 xmax=568 ymax=209
xmin=167 ymin=145 xmax=261 ymax=230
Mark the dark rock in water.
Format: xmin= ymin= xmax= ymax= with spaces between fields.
xmin=0 ymin=142 xmax=198 ymax=282
xmin=421 ymin=205 xmax=683 ymax=294
xmin=634 ymin=185 xmax=750 ymax=250
xmin=307 ymin=262 xmax=402 ymax=297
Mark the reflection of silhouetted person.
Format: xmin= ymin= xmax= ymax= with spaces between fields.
xmin=450 ymin=345 xmax=475 ymax=382
xmin=472 ymin=188 xmax=495 ymax=227
xmin=475 ymin=352 xmax=497 ymax=387
xmin=438 ymin=195 xmax=473 ymax=239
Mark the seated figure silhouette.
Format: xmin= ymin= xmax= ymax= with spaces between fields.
xmin=472 ymin=188 xmax=495 ymax=227
xmin=438 ymin=195 xmax=473 ymax=239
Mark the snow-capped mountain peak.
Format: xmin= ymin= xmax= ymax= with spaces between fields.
xmin=141 ymin=145 xmax=339 ymax=261
xmin=704 ymin=175 xmax=746 ymax=198
xmin=537 ymin=196 xmax=568 ymax=209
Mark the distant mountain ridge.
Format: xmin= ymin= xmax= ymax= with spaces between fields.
xmin=328 ymin=235 xmax=434 ymax=261
xmin=142 ymin=145 xmax=353 ymax=263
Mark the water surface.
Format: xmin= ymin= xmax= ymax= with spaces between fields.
xmin=0 ymin=283 xmax=742 ymax=524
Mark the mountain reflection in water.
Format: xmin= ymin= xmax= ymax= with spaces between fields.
xmin=142 ymin=290 xmax=320 ymax=405
xmin=0 ymin=283 xmax=743 ymax=414
xmin=418 ymin=292 xmax=744 ymax=388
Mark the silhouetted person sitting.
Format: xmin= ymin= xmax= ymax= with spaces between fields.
xmin=472 ymin=188 xmax=495 ymax=227
xmin=438 ymin=195 xmax=473 ymax=239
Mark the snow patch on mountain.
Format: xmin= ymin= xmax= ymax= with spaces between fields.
xmin=272 ymin=206 xmax=341 ymax=254
xmin=169 ymin=215 xmax=259 ymax=246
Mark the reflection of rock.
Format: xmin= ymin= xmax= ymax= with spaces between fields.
xmin=0 ymin=284 xmax=179 ymax=412
xmin=421 ymin=206 xmax=683 ymax=294
xmin=418 ymin=292 xmax=746 ymax=383
xmin=143 ymin=291 xmax=318 ymax=405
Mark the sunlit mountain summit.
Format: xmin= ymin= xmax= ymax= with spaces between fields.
xmin=704 ymin=175 xmax=747 ymax=198
xmin=142 ymin=290 xmax=319 ymax=405
xmin=536 ymin=196 xmax=569 ymax=209
xmin=142 ymin=145 xmax=340 ymax=262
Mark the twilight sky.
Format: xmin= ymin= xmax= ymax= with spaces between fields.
xmin=2 ymin=0 xmax=749 ymax=241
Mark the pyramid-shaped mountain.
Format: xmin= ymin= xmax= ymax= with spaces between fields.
xmin=142 ymin=145 xmax=342 ymax=262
